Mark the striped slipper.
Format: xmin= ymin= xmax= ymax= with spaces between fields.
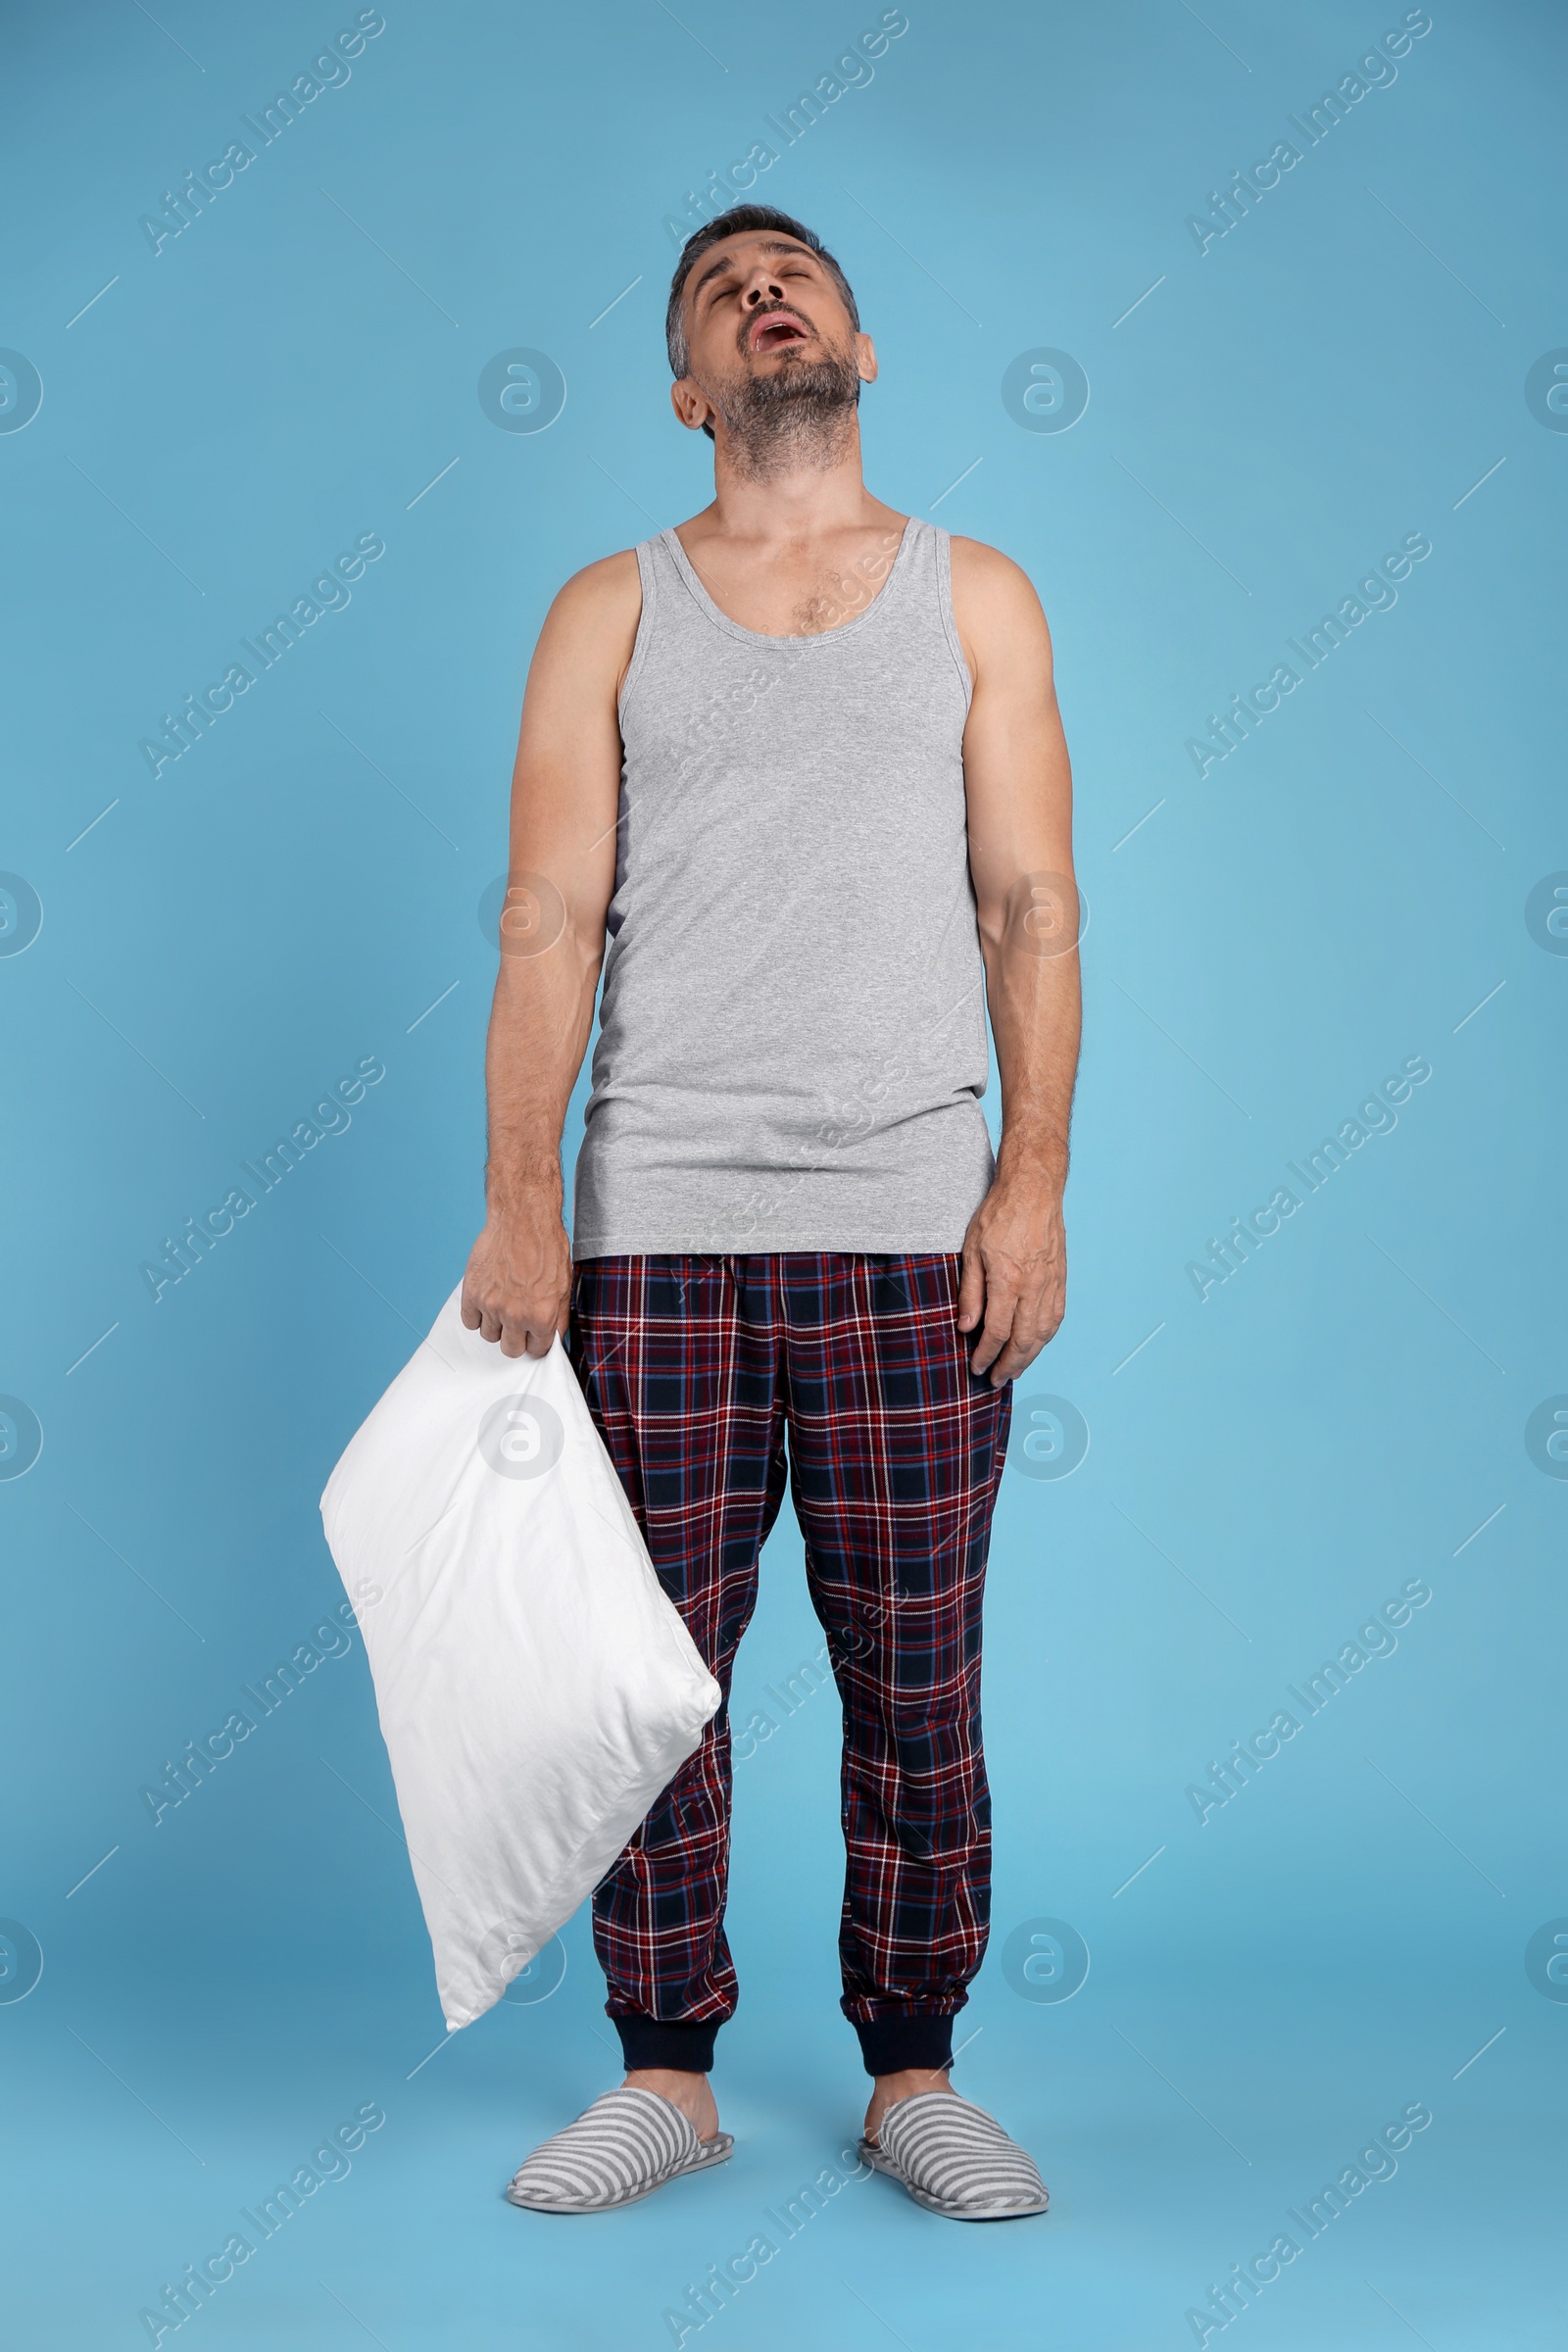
xmin=505 ymin=2086 xmax=734 ymax=2213
xmin=860 ymin=2090 xmax=1049 ymax=2221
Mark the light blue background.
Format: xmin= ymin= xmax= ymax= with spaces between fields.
xmin=2 ymin=1 xmax=1563 ymax=2344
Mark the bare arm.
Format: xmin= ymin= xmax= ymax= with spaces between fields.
xmin=949 ymin=537 xmax=1081 ymax=1388
xmin=460 ymin=551 xmax=640 ymax=1357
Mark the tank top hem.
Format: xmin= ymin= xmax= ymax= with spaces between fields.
xmin=933 ymin=528 xmax=974 ymax=710
xmin=570 ymin=1219 xmax=981 ymax=1261
xmin=615 ymin=540 xmax=658 ymax=730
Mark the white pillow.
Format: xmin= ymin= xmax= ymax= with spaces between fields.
xmin=320 ymin=1282 xmax=720 ymax=2030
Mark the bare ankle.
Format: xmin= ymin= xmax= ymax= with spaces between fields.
xmin=624 ymin=2066 xmax=719 ymax=2138
xmin=864 ymin=2064 xmax=955 ymax=2140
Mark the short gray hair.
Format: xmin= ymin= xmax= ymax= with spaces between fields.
xmin=664 ymin=204 xmax=859 ymax=379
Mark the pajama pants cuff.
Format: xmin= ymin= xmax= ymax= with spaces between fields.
xmin=852 ymin=2011 xmax=956 ymax=2078
xmin=612 ymin=2014 xmax=720 ymax=2074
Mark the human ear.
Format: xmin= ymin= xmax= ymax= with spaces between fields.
xmin=670 ymin=377 xmax=714 ymax=433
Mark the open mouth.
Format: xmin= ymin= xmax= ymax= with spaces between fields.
xmin=749 ymin=310 xmax=811 ymax=354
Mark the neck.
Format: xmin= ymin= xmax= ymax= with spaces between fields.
xmin=708 ymin=415 xmax=879 ymax=544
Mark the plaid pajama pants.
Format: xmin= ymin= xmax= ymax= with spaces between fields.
xmin=566 ymin=1251 xmax=1012 ymax=2079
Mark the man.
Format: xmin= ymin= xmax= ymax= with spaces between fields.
xmin=462 ymin=204 xmax=1080 ymax=2221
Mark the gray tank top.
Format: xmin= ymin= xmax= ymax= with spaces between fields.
xmin=570 ymin=515 xmax=994 ymax=1258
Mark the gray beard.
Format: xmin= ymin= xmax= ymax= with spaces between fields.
xmin=712 ymin=348 xmax=862 ymax=478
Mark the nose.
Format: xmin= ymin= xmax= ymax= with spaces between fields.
xmin=743 ymin=274 xmax=788 ymax=310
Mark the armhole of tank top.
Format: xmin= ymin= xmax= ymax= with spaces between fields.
xmin=615 ymin=540 xmax=657 ymax=730
xmin=932 ymin=525 xmax=975 ymax=713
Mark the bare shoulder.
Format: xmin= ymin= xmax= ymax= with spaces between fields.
xmin=527 ymin=548 xmax=643 ymax=701
xmin=946 ymin=535 xmax=1053 ymax=677
xmin=948 ymin=535 xmax=1047 ymax=615
xmin=546 ymin=546 xmax=642 ymax=634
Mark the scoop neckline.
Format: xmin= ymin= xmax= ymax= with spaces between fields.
xmin=660 ymin=516 xmax=918 ymax=648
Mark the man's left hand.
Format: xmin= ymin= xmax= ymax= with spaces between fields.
xmin=957 ymin=1174 xmax=1066 ymax=1387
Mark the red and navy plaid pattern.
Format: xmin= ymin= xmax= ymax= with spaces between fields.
xmin=566 ymin=1252 xmax=1011 ymax=2069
